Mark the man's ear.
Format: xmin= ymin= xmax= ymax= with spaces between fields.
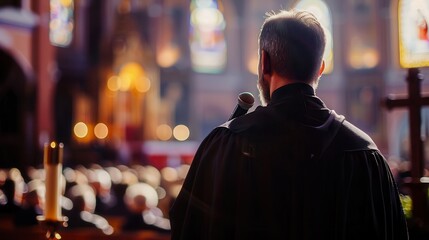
xmin=261 ymin=50 xmax=271 ymax=74
xmin=318 ymin=60 xmax=325 ymax=76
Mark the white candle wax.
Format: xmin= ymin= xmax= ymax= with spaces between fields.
xmin=44 ymin=142 xmax=63 ymax=221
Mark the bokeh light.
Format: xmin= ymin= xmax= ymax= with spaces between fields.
xmin=119 ymin=62 xmax=147 ymax=92
xmin=94 ymin=123 xmax=108 ymax=139
xmin=157 ymin=44 xmax=180 ymax=68
xmin=118 ymin=76 xmax=131 ymax=91
xmin=161 ymin=167 xmax=178 ymax=182
xmin=135 ymin=77 xmax=151 ymax=93
xmin=173 ymin=125 xmax=190 ymax=141
xmin=74 ymin=122 xmax=88 ymax=138
xmin=156 ymin=124 xmax=173 ymax=141
xmin=107 ymin=76 xmax=120 ymax=91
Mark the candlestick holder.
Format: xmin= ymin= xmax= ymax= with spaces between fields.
xmin=37 ymin=216 xmax=68 ymax=240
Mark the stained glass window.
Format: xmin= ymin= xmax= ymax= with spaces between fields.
xmin=294 ymin=0 xmax=333 ymax=74
xmin=398 ymin=0 xmax=429 ymax=68
xmin=189 ymin=0 xmax=227 ymax=73
xmin=50 ymin=0 xmax=74 ymax=47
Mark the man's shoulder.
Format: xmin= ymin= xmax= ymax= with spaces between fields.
xmin=219 ymin=106 xmax=277 ymax=134
xmin=336 ymin=118 xmax=378 ymax=151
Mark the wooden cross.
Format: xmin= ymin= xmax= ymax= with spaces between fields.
xmin=384 ymin=68 xmax=429 ymax=225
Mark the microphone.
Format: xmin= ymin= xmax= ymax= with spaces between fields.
xmin=228 ymin=92 xmax=255 ymax=120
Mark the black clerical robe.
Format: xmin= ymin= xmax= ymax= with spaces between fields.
xmin=170 ymin=83 xmax=408 ymax=240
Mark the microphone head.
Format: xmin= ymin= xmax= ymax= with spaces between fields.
xmin=237 ymin=92 xmax=255 ymax=110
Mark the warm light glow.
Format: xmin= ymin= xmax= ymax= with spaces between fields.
xmin=156 ymin=124 xmax=173 ymax=141
xmin=50 ymin=141 xmax=56 ymax=148
xmin=94 ymin=123 xmax=108 ymax=139
xmin=118 ymin=76 xmax=131 ymax=91
xmin=173 ymin=125 xmax=190 ymax=141
xmin=116 ymin=62 xmax=150 ymax=93
xmin=60 ymin=0 xmax=73 ymax=6
xmin=135 ymin=77 xmax=151 ymax=93
xmin=120 ymin=62 xmax=144 ymax=77
xmin=191 ymin=8 xmax=224 ymax=30
xmin=161 ymin=167 xmax=178 ymax=182
xmin=107 ymin=76 xmax=120 ymax=91
xmin=74 ymin=122 xmax=88 ymax=138
xmin=157 ymin=44 xmax=180 ymax=68
xmin=247 ymin=54 xmax=259 ymax=75
xmin=362 ymin=49 xmax=379 ymax=68
xmin=348 ymin=48 xmax=379 ymax=69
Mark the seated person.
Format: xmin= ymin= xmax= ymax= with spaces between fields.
xmin=121 ymin=182 xmax=170 ymax=233
xmin=14 ymin=179 xmax=43 ymax=227
xmin=64 ymin=184 xmax=113 ymax=235
xmin=0 ymin=169 xmax=23 ymax=215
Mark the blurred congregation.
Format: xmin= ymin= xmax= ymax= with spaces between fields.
xmin=0 ymin=162 xmax=188 ymax=239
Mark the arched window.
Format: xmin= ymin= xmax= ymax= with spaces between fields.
xmin=398 ymin=0 xmax=429 ymax=68
xmin=189 ymin=0 xmax=227 ymax=73
xmin=50 ymin=0 xmax=74 ymax=47
xmin=294 ymin=0 xmax=333 ymax=74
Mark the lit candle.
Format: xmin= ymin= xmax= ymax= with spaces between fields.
xmin=44 ymin=142 xmax=63 ymax=221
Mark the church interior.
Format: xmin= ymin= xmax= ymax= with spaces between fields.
xmin=1 ymin=0 xmax=429 ymax=239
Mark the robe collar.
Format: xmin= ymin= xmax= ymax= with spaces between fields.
xmin=270 ymin=82 xmax=316 ymax=105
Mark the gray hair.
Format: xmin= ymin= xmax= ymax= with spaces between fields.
xmin=259 ymin=10 xmax=326 ymax=82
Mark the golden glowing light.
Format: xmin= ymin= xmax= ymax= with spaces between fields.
xmin=173 ymin=125 xmax=190 ymax=141
xmin=161 ymin=167 xmax=178 ymax=182
xmin=94 ymin=123 xmax=108 ymax=139
xmin=115 ymin=62 xmax=149 ymax=92
xmin=247 ymin=55 xmax=259 ymax=75
xmin=50 ymin=142 xmax=56 ymax=148
xmin=74 ymin=122 xmax=88 ymax=138
xmin=107 ymin=76 xmax=120 ymax=91
xmin=156 ymin=124 xmax=173 ymax=141
xmin=120 ymin=62 xmax=144 ymax=78
xmin=135 ymin=77 xmax=151 ymax=93
xmin=157 ymin=44 xmax=180 ymax=68
xmin=348 ymin=48 xmax=379 ymax=69
xmin=362 ymin=49 xmax=379 ymax=68
xmin=118 ymin=76 xmax=131 ymax=91
xmin=60 ymin=0 xmax=73 ymax=7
